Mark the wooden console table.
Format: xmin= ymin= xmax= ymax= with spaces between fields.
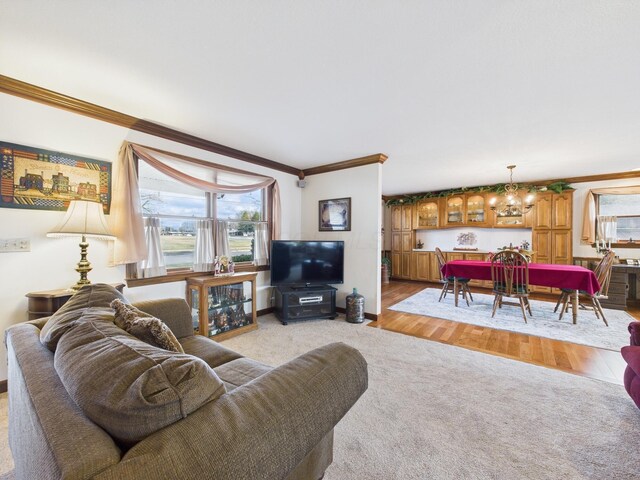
xmin=26 ymin=283 xmax=125 ymax=320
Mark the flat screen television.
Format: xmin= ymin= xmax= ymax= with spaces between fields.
xmin=271 ymin=240 xmax=344 ymax=287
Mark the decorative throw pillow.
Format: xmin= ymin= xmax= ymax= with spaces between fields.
xmin=40 ymin=283 xmax=127 ymax=351
xmin=111 ymin=299 xmax=184 ymax=353
xmin=54 ymin=318 xmax=225 ymax=446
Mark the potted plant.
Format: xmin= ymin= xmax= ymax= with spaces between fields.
xmin=381 ymin=257 xmax=391 ymax=284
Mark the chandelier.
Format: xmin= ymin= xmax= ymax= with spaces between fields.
xmin=489 ymin=165 xmax=535 ymax=217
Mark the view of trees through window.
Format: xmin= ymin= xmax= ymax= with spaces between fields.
xmin=599 ymin=194 xmax=640 ymax=241
xmin=139 ymin=187 xmax=264 ymax=269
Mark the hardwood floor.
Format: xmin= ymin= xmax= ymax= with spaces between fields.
xmin=370 ymin=280 xmax=638 ymax=386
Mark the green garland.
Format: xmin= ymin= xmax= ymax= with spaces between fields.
xmin=385 ymin=181 xmax=573 ymax=206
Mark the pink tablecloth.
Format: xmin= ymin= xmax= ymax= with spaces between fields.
xmin=442 ymin=260 xmax=601 ymax=295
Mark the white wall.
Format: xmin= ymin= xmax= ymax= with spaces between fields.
xmin=0 ymin=92 xmax=302 ymax=381
xmin=572 ymin=178 xmax=640 ymax=259
xmin=300 ymin=164 xmax=382 ymax=315
xmin=416 ymin=227 xmax=532 ymax=252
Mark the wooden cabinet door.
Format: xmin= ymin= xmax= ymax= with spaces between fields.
xmin=534 ymin=193 xmax=552 ymax=229
xmin=392 ymin=253 xmax=401 ymax=277
xmin=401 ymin=205 xmax=413 ymax=231
xmin=552 ymin=230 xmax=572 ymax=264
xmin=391 ymin=232 xmax=402 ymax=253
xmin=391 ymin=205 xmax=402 ymax=231
xmin=552 ymin=193 xmax=572 ymax=229
xmin=532 ymin=230 xmax=552 ymax=264
xmin=446 ymin=252 xmax=464 ymax=262
xmin=444 ymin=196 xmax=465 ymax=226
xmin=401 ymin=232 xmax=412 ymax=252
xmin=415 ymin=199 xmax=440 ymax=229
xmin=464 ymin=253 xmax=485 ymax=287
xmin=416 ymin=252 xmax=430 ymax=281
xmin=429 ymin=252 xmax=441 ymax=281
xmin=465 ymin=194 xmax=489 ymax=226
xmin=401 ymin=252 xmax=412 ymax=278
xmin=531 ymin=230 xmax=552 ymax=293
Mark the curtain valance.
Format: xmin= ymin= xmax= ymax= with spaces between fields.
xmin=580 ymin=185 xmax=640 ymax=244
xmin=110 ymin=142 xmax=281 ymax=266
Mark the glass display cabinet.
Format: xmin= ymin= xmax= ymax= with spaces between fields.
xmin=465 ymin=194 xmax=487 ymax=225
xmin=415 ymin=199 xmax=440 ymax=228
xmin=445 ymin=195 xmax=464 ymax=226
xmin=187 ymin=272 xmax=258 ymax=341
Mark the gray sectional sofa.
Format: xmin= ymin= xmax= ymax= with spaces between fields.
xmin=5 ymin=284 xmax=368 ymax=479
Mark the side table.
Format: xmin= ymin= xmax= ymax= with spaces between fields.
xmin=26 ymin=283 xmax=125 ymax=320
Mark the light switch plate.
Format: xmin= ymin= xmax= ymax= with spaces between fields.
xmin=0 ymin=238 xmax=31 ymax=252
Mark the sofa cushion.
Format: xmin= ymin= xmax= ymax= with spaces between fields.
xmin=111 ymin=299 xmax=184 ymax=353
xmin=214 ymin=357 xmax=272 ymax=391
xmin=54 ymin=315 xmax=226 ymax=446
xmin=40 ymin=283 xmax=126 ymax=351
xmin=131 ymin=298 xmax=196 ymax=339
xmin=180 ymin=335 xmax=244 ymax=368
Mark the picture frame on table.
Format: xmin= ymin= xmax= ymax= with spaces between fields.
xmin=319 ymin=197 xmax=351 ymax=231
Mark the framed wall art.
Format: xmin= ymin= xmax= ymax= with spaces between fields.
xmin=319 ymin=197 xmax=351 ymax=231
xmin=0 ymin=141 xmax=112 ymax=213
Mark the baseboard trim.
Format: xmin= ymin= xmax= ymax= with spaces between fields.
xmin=336 ymin=307 xmax=378 ymax=321
xmin=0 ymin=380 xmax=7 ymax=394
xmin=257 ymin=307 xmax=275 ymax=317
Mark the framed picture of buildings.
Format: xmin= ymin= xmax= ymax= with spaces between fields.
xmin=0 ymin=141 xmax=112 ymax=213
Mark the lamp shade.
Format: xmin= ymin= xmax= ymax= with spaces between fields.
xmin=47 ymin=200 xmax=115 ymax=239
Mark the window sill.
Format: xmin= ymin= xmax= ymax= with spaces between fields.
xmin=591 ymin=242 xmax=640 ymax=249
xmin=126 ymin=264 xmax=270 ymax=288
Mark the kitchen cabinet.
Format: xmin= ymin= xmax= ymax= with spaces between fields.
xmin=465 ymin=194 xmax=489 ymax=226
xmin=414 ymin=199 xmax=440 ymax=229
xmin=391 ymin=205 xmax=415 ymax=279
xmin=444 ymin=196 xmax=465 ymax=226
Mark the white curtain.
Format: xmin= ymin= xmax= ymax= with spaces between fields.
xmin=215 ymin=221 xmax=230 ymax=258
xmin=581 ymin=185 xmax=640 ymax=244
xmin=194 ymin=219 xmax=214 ymax=272
xmin=137 ymin=217 xmax=167 ymax=278
xmin=597 ymin=215 xmax=618 ymax=249
xmin=111 ymin=141 xmax=281 ymax=266
xmin=253 ymin=222 xmax=269 ymax=266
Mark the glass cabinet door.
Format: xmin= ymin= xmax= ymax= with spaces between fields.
xmin=492 ymin=193 xmax=525 ymax=226
xmin=465 ymin=194 xmax=486 ymax=224
xmin=415 ymin=200 xmax=439 ymax=228
xmin=446 ymin=196 xmax=464 ymax=225
xmin=205 ymin=281 xmax=252 ymax=336
xmin=187 ymin=273 xmax=257 ymax=340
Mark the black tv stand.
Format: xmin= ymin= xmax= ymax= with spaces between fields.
xmin=274 ymin=285 xmax=337 ymax=325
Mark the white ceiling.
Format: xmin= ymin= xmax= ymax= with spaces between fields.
xmin=1 ymin=1 xmax=639 ymax=195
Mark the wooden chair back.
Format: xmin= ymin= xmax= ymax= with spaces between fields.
xmin=593 ymin=250 xmax=616 ymax=297
xmin=435 ymin=247 xmax=447 ymax=280
xmin=490 ymin=250 xmax=530 ymax=297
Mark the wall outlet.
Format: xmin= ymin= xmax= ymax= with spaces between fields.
xmin=0 ymin=238 xmax=31 ymax=252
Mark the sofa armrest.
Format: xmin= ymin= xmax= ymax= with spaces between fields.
xmin=629 ymin=321 xmax=640 ymax=347
xmin=96 ymin=342 xmax=368 ymax=480
xmin=131 ymin=298 xmax=195 ymax=339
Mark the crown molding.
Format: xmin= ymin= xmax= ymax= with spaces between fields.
xmin=0 ymin=74 xmax=301 ymax=176
xmin=302 ymin=153 xmax=388 ymax=178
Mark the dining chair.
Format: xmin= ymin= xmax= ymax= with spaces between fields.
xmin=490 ymin=250 xmax=532 ymax=323
xmin=553 ymin=250 xmax=615 ymax=326
xmin=435 ymin=247 xmax=473 ymax=306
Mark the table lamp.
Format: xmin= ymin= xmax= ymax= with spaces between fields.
xmin=47 ymin=200 xmax=115 ymax=290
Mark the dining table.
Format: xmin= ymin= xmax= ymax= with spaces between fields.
xmin=441 ymin=260 xmax=601 ymax=324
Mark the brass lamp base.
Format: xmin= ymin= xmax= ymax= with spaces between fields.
xmin=72 ymin=235 xmax=93 ymax=291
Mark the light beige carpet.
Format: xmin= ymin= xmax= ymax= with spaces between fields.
xmin=2 ymin=315 xmax=639 ymax=479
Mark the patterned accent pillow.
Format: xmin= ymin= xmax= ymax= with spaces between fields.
xmin=110 ymin=299 xmax=184 ymax=353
